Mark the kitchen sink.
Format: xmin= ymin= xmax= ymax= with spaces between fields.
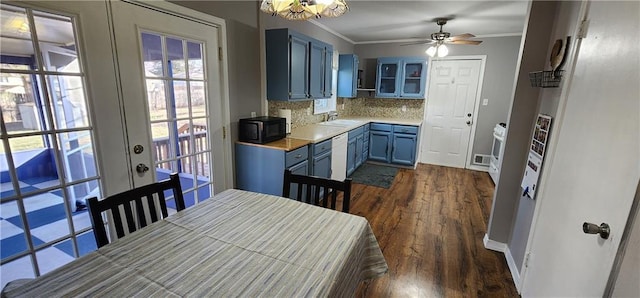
xmin=317 ymin=119 xmax=365 ymax=126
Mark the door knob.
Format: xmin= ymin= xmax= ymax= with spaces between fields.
xmin=466 ymin=120 xmax=472 ymax=126
xmin=136 ymin=163 xmax=149 ymax=174
xmin=467 ymin=113 xmax=472 ymax=117
xmin=582 ymin=222 xmax=610 ymax=239
xmin=133 ymin=144 xmax=144 ymax=154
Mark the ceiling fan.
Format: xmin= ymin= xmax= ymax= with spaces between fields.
xmin=403 ymin=18 xmax=482 ymax=57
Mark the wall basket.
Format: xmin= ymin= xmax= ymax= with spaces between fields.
xmin=529 ymin=70 xmax=564 ymax=88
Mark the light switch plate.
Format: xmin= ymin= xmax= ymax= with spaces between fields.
xmin=482 ymin=98 xmax=489 ymax=106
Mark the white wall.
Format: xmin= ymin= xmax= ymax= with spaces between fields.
xmin=507 ymin=0 xmax=582 ymax=274
xmin=486 ymin=1 xmax=557 ymax=244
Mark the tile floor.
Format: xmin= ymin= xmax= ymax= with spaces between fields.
xmin=1 ymin=177 xmax=97 ymax=289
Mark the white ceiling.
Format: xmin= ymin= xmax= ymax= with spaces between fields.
xmin=312 ymin=0 xmax=530 ymax=44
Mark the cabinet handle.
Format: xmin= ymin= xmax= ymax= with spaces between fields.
xmin=295 ymin=154 xmax=302 ymax=159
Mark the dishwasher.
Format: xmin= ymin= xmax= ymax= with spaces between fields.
xmin=331 ymin=133 xmax=348 ymax=181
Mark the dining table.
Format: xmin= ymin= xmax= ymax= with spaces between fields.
xmin=3 ymin=189 xmax=388 ymax=297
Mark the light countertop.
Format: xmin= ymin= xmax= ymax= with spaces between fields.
xmin=289 ymin=117 xmax=423 ymax=143
xmin=238 ymin=117 xmax=423 ymax=150
xmin=236 ymin=138 xmax=310 ymax=151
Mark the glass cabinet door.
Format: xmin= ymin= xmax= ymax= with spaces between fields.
xmin=376 ymin=61 xmax=399 ymax=97
xmin=400 ymin=61 xmax=425 ymax=98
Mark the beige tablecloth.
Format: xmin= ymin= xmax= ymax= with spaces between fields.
xmin=5 ymin=189 xmax=388 ymax=297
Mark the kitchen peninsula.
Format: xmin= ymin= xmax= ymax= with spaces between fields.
xmin=235 ymin=117 xmax=422 ymax=197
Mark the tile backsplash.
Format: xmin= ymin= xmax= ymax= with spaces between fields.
xmin=268 ymin=97 xmax=424 ymax=129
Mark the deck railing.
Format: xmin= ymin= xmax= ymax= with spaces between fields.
xmin=152 ymin=124 xmax=208 ymax=177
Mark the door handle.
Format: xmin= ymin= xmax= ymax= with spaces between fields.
xmin=582 ymin=222 xmax=610 ymax=239
xmin=136 ymin=163 xmax=150 ymax=174
xmin=466 ymin=120 xmax=473 ymax=126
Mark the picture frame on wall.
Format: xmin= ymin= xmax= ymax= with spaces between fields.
xmin=521 ymin=114 xmax=553 ymax=199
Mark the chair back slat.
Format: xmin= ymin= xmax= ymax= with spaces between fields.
xmin=134 ymin=198 xmax=148 ymax=228
xmin=111 ymin=206 xmax=126 ymax=239
xmin=158 ymin=190 xmax=169 ymax=218
xmin=87 ymin=173 xmax=186 ymax=248
xmin=282 ymin=170 xmax=352 ymax=213
xmin=146 ymin=194 xmax=159 ymax=223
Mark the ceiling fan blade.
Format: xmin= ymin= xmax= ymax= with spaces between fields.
xmin=447 ymin=40 xmax=483 ymax=45
xmin=399 ymin=40 xmax=436 ymax=46
xmin=449 ymin=33 xmax=476 ymax=41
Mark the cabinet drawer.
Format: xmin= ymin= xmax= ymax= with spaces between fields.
xmin=285 ymin=146 xmax=309 ymax=168
xmin=348 ymin=126 xmax=364 ymax=139
xmin=312 ymin=139 xmax=332 ymax=156
xmin=370 ymin=123 xmax=392 ymax=132
xmin=363 ymin=131 xmax=370 ymax=143
xmin=394 ymin=125 xmax=418 ymax=135
xmin=364 ymin=123 xmax=370 ymax=132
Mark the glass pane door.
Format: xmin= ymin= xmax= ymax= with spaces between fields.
xmin=1 ymin=4 xmax=100 ymax=286
xmin=140 ymin=32 xmax=211 ymax=209
xmin=403 ymin=62 xmax=423 ymax=95
xmin=378 ymin=62 xmax=397 ymax=95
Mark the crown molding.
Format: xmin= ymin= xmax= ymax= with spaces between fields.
xmin=308 ymin=19 xmax=356 ymax=44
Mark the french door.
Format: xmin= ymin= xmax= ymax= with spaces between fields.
xmin=0 ymin=0 xmax=229 ymax=286
xmin=107 ymin=0 xmax=227 ymax=204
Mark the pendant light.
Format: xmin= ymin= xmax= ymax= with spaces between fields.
xmin=260 ymin=0 xmax=348 ymax=21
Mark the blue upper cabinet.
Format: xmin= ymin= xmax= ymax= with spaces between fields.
xmin=337 ymin=54 xmax=359 ymax=98
xmin=376 ymin=57 xmax=427 ymax=99
xmin=376 ymin=58 xmax=400 ymax=98
xmin=289 ymin=34 xmax=310 ymax=100
xmin=309 ymin=39 xmax=333 ymax=99
xmin=266 ymin=29 xmax=333 ymax=101
xmin=323 ymin=47 xmax=333 ymax=98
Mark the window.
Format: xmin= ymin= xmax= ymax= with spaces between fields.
xmin=314 ymin=49 xmax=338 ymax=115
xmin=1 ymin=4 xmax=101 ymax=284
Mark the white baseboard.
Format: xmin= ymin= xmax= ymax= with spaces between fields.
xmin=468 ymin=164 xmax=490 ymax=172
xmin=483 ymin=234 xmax=507 ymax=252
xmin=505 ymin=248 xmax=522 ymax=293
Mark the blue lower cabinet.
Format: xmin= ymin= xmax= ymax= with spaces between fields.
xmin=368 ymin=130 xmax=392 ymax=163
xmin=346 ymin=136 xmax=357 ymax=176
xmin=312 ymin=149 xmax=332 ymax=178
xmin=391 ymin=133 xmax=417 ymax=166
xmin=235 ymin=143 xmax=309 ymax=197
xmin=355 ymin=134 xmax=364 ymax=168
xmin=367 ymin=123 xmax=419 ymax=166
xmin=347 ymin=126 xmax=365 ymax=177
xmin=287 ymin=159 xmax=309 ymax=200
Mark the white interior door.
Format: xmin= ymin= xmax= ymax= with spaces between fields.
xmin=108 ymin=1 xmax=227 ymax=204
xmin=521 ymin=1 xmax=639 ymax=296
xmin=421 ymin=59 xmax=481 ymax=168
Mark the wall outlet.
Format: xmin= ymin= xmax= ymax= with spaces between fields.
xmin=250 ymin=111 xmax=256 ymax=117
xmin=482 ymin=98 xmax=489 ymax=106
xmin=401 ymin=105 xmax=407 ymax=112
xmin=307 ymin=107 xmax=311 ymax=115
xmin=341 ymin=103 xmax=345 ymax=110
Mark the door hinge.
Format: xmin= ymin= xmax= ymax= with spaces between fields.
xmin=218 ymin=47 xmax=223 ymax=61
xmin=524 ymin=252 xmax=531 ymax=268
xmin=578 ymin=19 xmax=589 ymax=39
xmin=222 ymin=126 xmax=226 ymax=139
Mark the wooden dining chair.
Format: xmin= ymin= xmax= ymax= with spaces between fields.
xmin=87 ymin=173 xmax=186 ymax=248
xmin=282 ymin=170 xmax=352 ymax=213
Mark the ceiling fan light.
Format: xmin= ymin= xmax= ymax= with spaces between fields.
xmin=437 ymin=44 xmax=449 ymax=57
xmin=426 ymin=46 xmax=437 ymax=57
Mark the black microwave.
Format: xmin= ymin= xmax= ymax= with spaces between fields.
xmin=238 ymin=116 xmax=287 ymax=144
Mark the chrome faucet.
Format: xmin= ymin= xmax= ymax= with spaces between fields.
xmin=327 ymin=111 xmax=338 ymax=121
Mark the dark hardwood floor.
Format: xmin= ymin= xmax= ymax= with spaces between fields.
xmin=351 ymin=163 xmax=518 ymax=297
